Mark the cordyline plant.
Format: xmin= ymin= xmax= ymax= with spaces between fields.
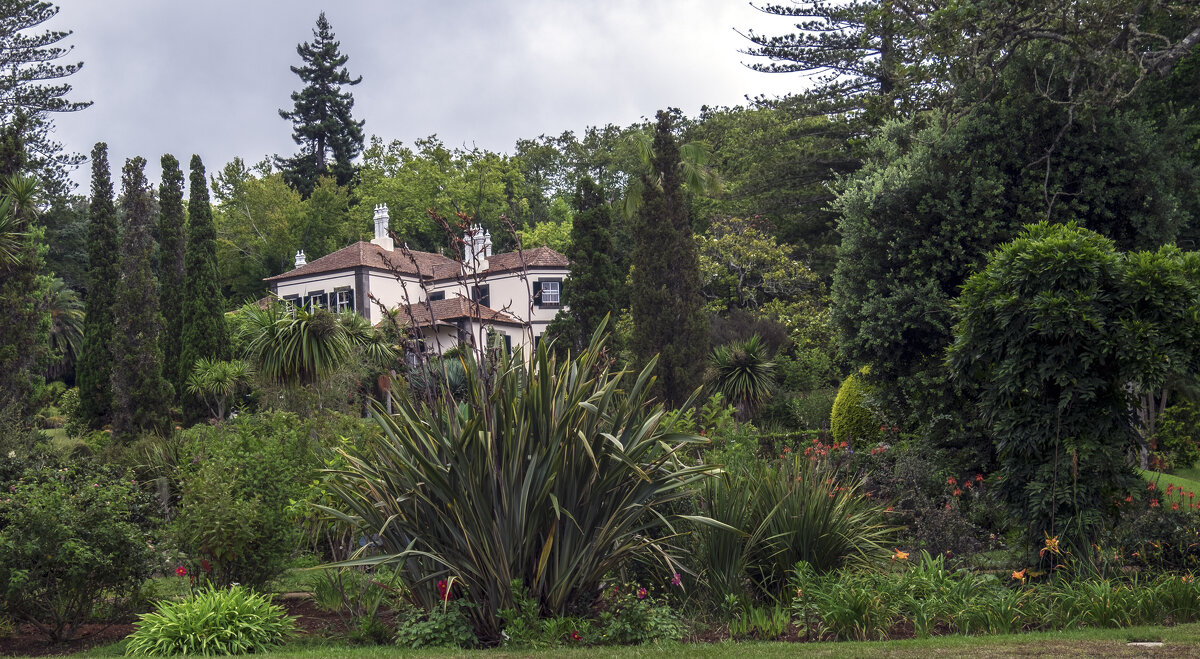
xmin=321 ymin=323 xmax=720 ymax=642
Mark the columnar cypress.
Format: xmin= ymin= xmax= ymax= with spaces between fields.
xmin=111 ymin=157 xmax=171 ymax=438
xmin=158 ymin=154 xmax=186 ymax=400
xmin=630 ymin=111 xmax=707 ymax=408
xmin=549 ymin=175 xmax=622 ymax=352
xmin=179 ymin=155 xmax=227 ymax=405
xmin=76 ymin=142 xmax=119 ymax=427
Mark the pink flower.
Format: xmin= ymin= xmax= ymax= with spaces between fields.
xmin=637 ymin=587 xmax=647 ymax=600
xmin=670 ymin=573 xmax=682 ymax=587
xmin=175 ymin=566 xmax=187 ymax=577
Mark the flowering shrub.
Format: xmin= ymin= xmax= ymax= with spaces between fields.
xmin=1115 ymin=484 xmax=1200 ymax=572
xmin=0 ymin=463 xmax=155 ymax=642
xmin=596 ymin=582 xmax=683 ymax=645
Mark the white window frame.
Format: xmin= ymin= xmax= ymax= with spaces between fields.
xmin=334 ymin=289 xmax=353 ymax=313
xmin=541 ymin=280 xmax=560 ymax=306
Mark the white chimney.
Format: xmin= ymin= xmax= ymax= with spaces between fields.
xmin=463 ymin=224 xmax=490 ymax=273
xmin=370 ymin=204 xmax=394 ymax=250
xmin=294 ymin=250 xmax=306 ymax=267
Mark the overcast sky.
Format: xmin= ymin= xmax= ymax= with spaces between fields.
xmin=46 ymin=1 xmax=802 ymax=192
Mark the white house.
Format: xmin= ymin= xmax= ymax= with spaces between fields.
xmin=265 ymin=205 xmax=569 ymax=355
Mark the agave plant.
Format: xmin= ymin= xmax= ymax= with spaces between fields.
xmin=707 ymin=334 xmax=776 ymax=420
xmin=322 ymin=325 xmax=719 ymax=642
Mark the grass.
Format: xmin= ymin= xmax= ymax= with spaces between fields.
xmin=1142 ymin=469 xmax=1200 ymax=495
xmin=53 ymin=622 xmax=1200 ymax=658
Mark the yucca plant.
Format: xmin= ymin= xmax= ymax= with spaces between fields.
xmin=186 ymin=358 xmax=254 ymax=420
xmin=322 ymin=325 xmax=718 ymax=642
xmin=124 ymin=586 xmax=295 ymax=656
xmin=707 ymin=335 xmax=775 ymax=420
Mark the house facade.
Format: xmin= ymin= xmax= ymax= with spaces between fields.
xmin=265 ymin=205 xmax=569 ymax=355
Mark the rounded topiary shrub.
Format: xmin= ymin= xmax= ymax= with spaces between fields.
xmin=830 ymin=370 xmax=879 ymax=447
xmin=124 ymin=586 xmax=296 ymax=656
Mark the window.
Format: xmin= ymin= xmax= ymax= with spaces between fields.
xmin=472 ymin=284 xmax=490 ymax=307
xmin=534 ymin=278 xmax=562 ymax=307
xmin=333 ymin=287 xmax=354 ymax=313
xmin=305 ymin=290 xmax=326 ymax=310
xmin=428 ymin=291 xmax=445 ymax=301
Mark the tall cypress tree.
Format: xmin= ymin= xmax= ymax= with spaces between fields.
xmin=111 ymin=157 xmax=171 ymax=438
xmin=76 ymin=142 xmax=119 ymax=427
xmin=630 ymin=111 xmax=707 ymax=408
xmin=547 ymin=175 xmax=623 ymax=353
xmin=158 ymin=154 xmax=186 ymax=400
xmin=179 ymin=155 xmax=226 ymax=407
xmin=276 ymin=12 xmax=365 ymax=196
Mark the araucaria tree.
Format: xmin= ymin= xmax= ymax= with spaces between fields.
xmin=179 ymin=155 xmax=227 ymax=410
xmin=158 ymin=154 xmax=186 ymax=401
xmin=277 ymin=12 xmax=364 ymax=196
xmin=111 ymin=157 xmax=171 ymax=438
xmin=546 ymin=175 xmax=622 ymax=352
xmin=630 ymin=111 xmax=707 ymax=407
xmin=76 ymin=142 xmax=118 ymax=427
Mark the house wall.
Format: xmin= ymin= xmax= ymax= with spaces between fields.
xmin=364 ymin=271 xmax=424 ymax=324
xmin=271 ymin=272 xmax=356 ymax=308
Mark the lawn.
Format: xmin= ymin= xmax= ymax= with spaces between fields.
xmin=53 ymin=623 xmax=1200 ymax=659
xmin=1142 ymin=469 xmax=1200 ymax=495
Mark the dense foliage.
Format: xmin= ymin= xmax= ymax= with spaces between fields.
xmin=158 ymin=154 xmax=187 ymax=400
xmin=179 ymin=154 xmax=228 ymax=415
xmin=76 ymin=142 xmax=118 ymax=427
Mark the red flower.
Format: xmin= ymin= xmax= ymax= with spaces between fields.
xmin=1151 ymin=498 xmax=1161 ymax=507
xmin=1149 ymin=482 xmax=1157 ymax=491
xmin=1125 ymin=496 xmax=1133 ymax=503
xmin=201 ymin=559 xmax=211 ymax=572
xmin=437 ymin=579 xmax=454 ymax=601
xmin=947 ymin=476 xmax=957 ymax=486
xmin=570 ymin=630 xmax=582 ymax=642
xmin=975 ymin=474 xmax=984 ymax=482
xmin=1172 ymin=502 xmax=1180 ymax=510
xmin=953 ymin=488 xmax=962 ymax=497
xmin=175 ymin=566 xmax=187 ymax=577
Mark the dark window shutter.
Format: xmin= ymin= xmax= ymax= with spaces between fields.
xmin=473 ymin=285 xmax=490 ymax=307
xmin=532 ymin=280 xmax=542 ymax=307
xmin=346 ymin=288 xmax=355 ymax=312
xmin=429 ymin=291 xmax=445 ymax=301
xmin=504 ymin=334 xmax=512 ymax=354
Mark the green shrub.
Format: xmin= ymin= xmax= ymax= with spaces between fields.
xmin=0 ymin=464 xmax=155 ymax=642
xmin=830 ymin=371 xmax=879 ymax=447
xmin=327 ymin=329 xmax=716 ymax=643
xmin=596 ymin=584 xmax=683 ymax=644
xmin=170 ymin=411 xmax=320 ymax=589
xmin=124 ymin=586 xmax=296 ymax=656
xmin=787 ymin=387 xmax=838 ymax=431
xmin=59 ymin=387 xmax=88 ymax=439
xmin=1115 ymin=502 xmax=1200 ymax=573
xmin=1154 ymin=401 xmax=1200 ymax=471
xmin=394 ymin=600 xmax=476 ymax=649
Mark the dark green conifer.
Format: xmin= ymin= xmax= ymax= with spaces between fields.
xmin=277 ymin=12 xmax=365 ymax=196
xmin=546 ymin=175 xmax=623 ymax=353
xmin=158 ymin=154 xmax=186 ymax=400
xmin=630 ymin=111 xmax=707 ymax=408
xmin=111 ymin=157 xmax=171 ymax=438
xmin=76 ymin=142 xmax=119 ymax=427
xmin=179 ymin=155 xmax=227 ymax=411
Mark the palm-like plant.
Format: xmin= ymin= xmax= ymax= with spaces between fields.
xmin=322 ymin=325 xmax=718 ymax=642
xmin=620 ymin=131 xmax=721 ymax=219
xmin=186 ymin=358 xmax=254 ymax=420
xmin=45 ymin=277 xmax=84 ymax=381
xmin=237 ymin=302 xmax=352 ymax=386
xmin=707 ymin=334 xmax=776 ymax=420
xmin=0 ymin=175 xmax=38 ymax=266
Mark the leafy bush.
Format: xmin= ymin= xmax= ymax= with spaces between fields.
xmin=170 ymin=411 xmax=323 ymax=589
xmin=596 ymin=583 xmax=683 ymax=644
xmin=695 ymin=450 xmax=893 ymax=601
xmin=326 ymin=330 xmax=716 ymax=643
xmin=830 ymin=371 xmax=879 ymax=447
xmin=1115 ymin=493 xmax=1200 ymax=572
xmin=58 ymin=387 xmax=89 ymax=439
xmin=311 ymin=567 xmax=397 ymax=645
xmin=0 ymin=463 xmax=155 ymax=642
xmin=394 ymin=600 xmax=476 ymax=649
xmin=1154 ymin=401 xmax=1200 ymax=471
xmin=124 ymin=586 xmax=296 ymax=656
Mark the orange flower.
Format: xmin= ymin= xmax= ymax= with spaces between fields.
xmin=1173 ymin=502 xmax=1181 ymax=510
xmin=947 ymin=476 xmax=957 ymax=486
xmin=1012 ymin=568 xmax=1027 ymax=584
xmin=892 ymin=548 xmax=909 ymax=561
xmin=1183 ymin=575 xmax=1194 ymax=583
xmin=953 ymin=488 xmax=962 ymax=496
xmin=1040 ymin=534 xmax=1061 ymax=558
xmin=1125 ymin=496 xmax=1133 ymax=503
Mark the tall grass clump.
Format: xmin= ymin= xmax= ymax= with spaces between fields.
xmin=696 ymin=450 xmax=894 ymax=601
xmin=124 ymin=586 xmax=295 ymax=656
xmin=324 ymin=326 xmax=717 ymax=642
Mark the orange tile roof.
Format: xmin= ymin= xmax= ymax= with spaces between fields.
xmin=263 ymin=242 xmax=460 ymax=281
xmin=391 ymin=296 xmax=524 ymax=328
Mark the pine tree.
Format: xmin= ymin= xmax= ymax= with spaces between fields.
xmin=76 ymin=142 xmax=118 ymax=427
xmin=630 ymin=111 xmax=707 ymax=408
xmin=276 ymin=12 xmax=365 ymax=196
xmin=179 ymin=155 xmax=227 ymax=412
xmin=547 ymin=175 xmax=622 ymax=353
xmin=158 ymin=154 xmax=186 ymax=400
xmin=111 ymin=157 xmax=171 ymax=438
